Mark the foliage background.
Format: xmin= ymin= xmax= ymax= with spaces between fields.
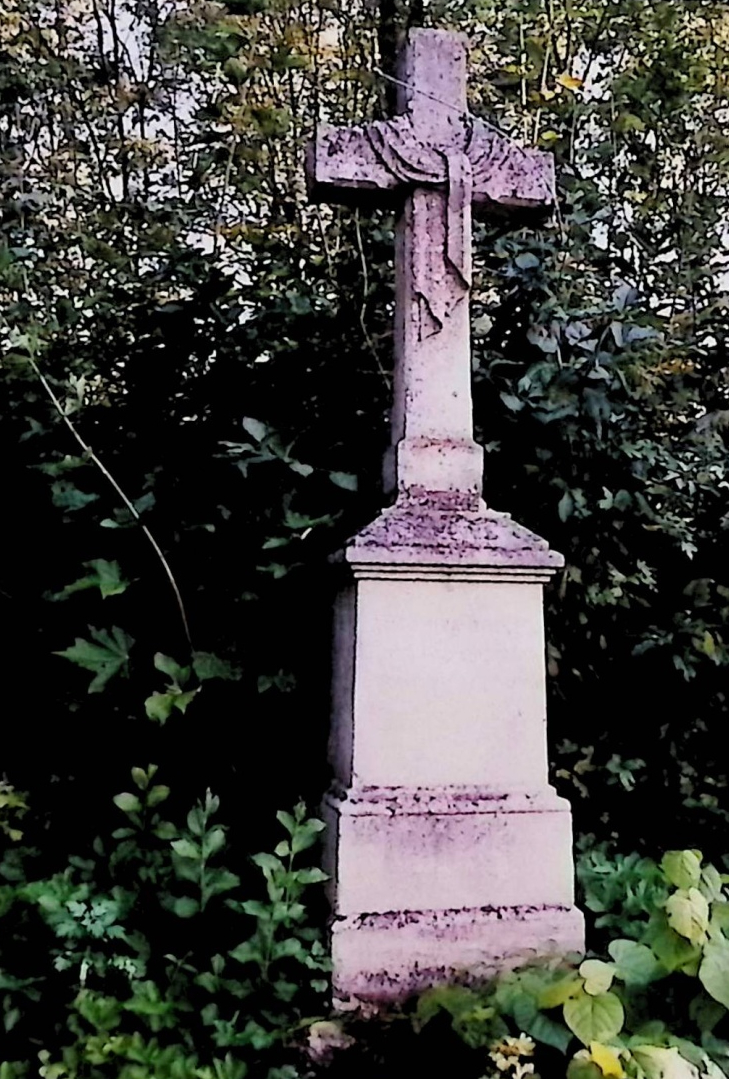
xmin=1 ymin=0 xmax=728 ymax=863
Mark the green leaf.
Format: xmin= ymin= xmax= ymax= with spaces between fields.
xmin=146 ymin=785 xmax=170 ymax=808
xmin=631 ymin=1046 xmax=696 ymax=1079
xmin=87 ymin=559 xmax=129 ymax=598
xmin=416 ymin=985 xmax=479 ymax=1027
xmin=113 ymin=792 xmax=142 ymax=815
xmin=563 ymin=990 xmax=624 ymax=1047
xmin=203 ymin=827 xmax=226 ymax=857
xmin=172 ymin=839 xmax=200 ymax=860
xmin=192 ymin=652 xmax=242 ymax=682
xmin=295 ymin=867 xmax=328 ymax=885
xmin=46 ymin=559 xmax=129 ymax=602
xmin=229 ymin=941 xmax=263 ymax=966
xmin=528 ymin=1011 xmax=573 ymax=1053
xmin=538 ymin=972 xmax=583 ymax=1009
xmin=567 ymin=1055 xmax=603 ymax=1079
xmin=174 ymin=689 xmax=199 ymax=713
xmin=710 ymin=901 xmax=729 ymax=933
xmin=648 ymin=923 xmax=702 ymax=975
xmin=699 ymin=935 xmax=729 ymax=1009
xmin=515 ymin=251 xmax=540 ymax=269
xmin=689 ymin=992 xmax=726 ymax=1034
xmin=558 ymin=490 xmax=574 ymax=522
xmin=145 ymin=692 xmax=176 ymax=724
xmin=665 ymin=888 xmax=710 ymax=944
xmin=242 ymin=417 xmax=268 ymax=442
xmin=700 ymin=866 xmax=724 ymax=903
xmin=51 ymin=480 xmax=99 ymax=512
xmin=580 ymin=960 xmax=616 ymax=996
xmin=252 ymin=852 xmax=284 ymax=875
xmin=154 ymin=653 xmax=189 ymax=684
xmin=55 ymin=627 xmax=134 ymax=693
xmin=172 ymin=896 xmax=199 ymax=918
xmin=329 ymin=471 xmax=358 ymax=491
xmin=662 ymin=851 xmax=702 ymax=890
xmin=607 ymin=940 xmax=665 ymax=987
xmin=500 ymin=392 xmax=524 ymax=412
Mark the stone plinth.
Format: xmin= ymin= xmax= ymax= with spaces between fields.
xmin=325 ymin=497 xmax=584 ymax=1004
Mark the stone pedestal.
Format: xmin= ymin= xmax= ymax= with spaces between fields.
xmin=325 ymin=497 xmax=584 ymax=1004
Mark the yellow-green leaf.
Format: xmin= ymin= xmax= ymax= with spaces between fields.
xmin=699 ymin=935 xmax=729 ymax=1009
xmin=564 ymin=990 xmax=624 ymax=1047
xmin=580 ymin=960 xmax=615 ymax=996
xmin=631 ymin=1046 xmax=697 ymax=1079
xmin=662 ymin=850 xmax=702 ymax=889
xmin=589 ymin=1042 xmax=625 ymax=1078
xmin=556 ymin=72 xmax=583 ymax=91
xmin=666 ymin=888 xmax=710 ymax=944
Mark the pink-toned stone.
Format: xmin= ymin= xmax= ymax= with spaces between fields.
xmin=307 ymin=27 xmax=583 ymax=1005
xmin=330 ymin=905 xmax=585 ymax=1004
xmin=308 ymin=28 xmax=553 ymax=500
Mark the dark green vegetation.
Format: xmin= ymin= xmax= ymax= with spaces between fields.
xmin=1 ymin=0 xmax=729 ymax=1071
xmin=3 ymin=0 xmax=728 ymax=845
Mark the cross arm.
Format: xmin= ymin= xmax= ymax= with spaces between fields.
xmin=306 ymin=122 xmax=400 ymax=205
xmin=468 ymin=122 xmax=555 ymax=216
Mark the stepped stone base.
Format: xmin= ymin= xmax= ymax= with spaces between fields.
xmin=331 ymin=904 xmax=585 ymax=1005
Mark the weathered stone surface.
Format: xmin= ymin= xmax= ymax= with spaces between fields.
xmin=330 ymin=904 xmax=585 ymax=1005
xmin=340 ymin=497 xmax=563 ymax=572
xmin=308 ymin=27 xmax=583 ymax=1004
xmin=308 ymin=28 xmax=553 ymax=500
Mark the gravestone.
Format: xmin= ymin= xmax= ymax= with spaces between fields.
xmin=308 ymin=27 xmax=584 ymax=1003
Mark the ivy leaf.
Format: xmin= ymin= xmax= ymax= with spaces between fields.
xmin=563 ymin=990 xmax=624 ymax=1047
xmin=699 ymin=935 xmax=729 ymax=1009
xmin=55 ymin=627 xmax=134 ymax=693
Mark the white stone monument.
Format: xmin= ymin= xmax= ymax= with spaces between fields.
xmin=308 ymin=27 xmax=584 ymax=1004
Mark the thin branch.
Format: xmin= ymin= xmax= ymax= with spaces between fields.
xmin=354 ymin=208 xmax=388 ymax=385
xmin=26 ymin=356 xmax=193 ymax=650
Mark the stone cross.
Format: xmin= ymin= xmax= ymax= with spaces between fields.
xmin=308 ymin=28 xmax=583 ymax=1005
xmin=308 ymin=28 xmax=554 ymax=503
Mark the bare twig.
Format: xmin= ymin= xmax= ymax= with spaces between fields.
xmin=354 ymin=209 xmax=388 ymax=385
xmin=26 ymin=355 xmax=193 ymax=649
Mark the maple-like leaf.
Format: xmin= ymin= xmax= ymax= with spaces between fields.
xmin=55 ymin=626 xmax=134 ymax=693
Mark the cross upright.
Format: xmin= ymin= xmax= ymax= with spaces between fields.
xmin=308 ymin=28 xmax=554 ymax=507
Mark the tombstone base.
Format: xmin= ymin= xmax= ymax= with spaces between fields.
xmin=324 ymin=784 xmax=584 ymax=1005
xmin=331 ymin=903 xmax=585 ymax=1006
